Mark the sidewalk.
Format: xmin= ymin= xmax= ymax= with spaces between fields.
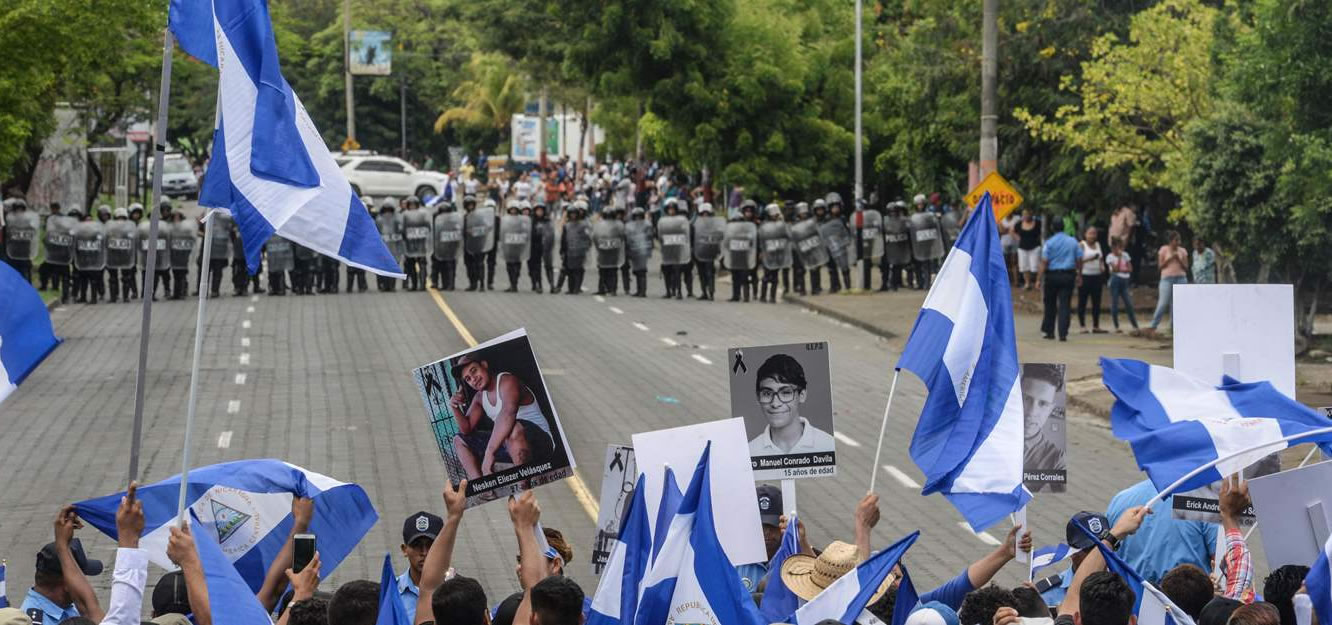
xmin=783 ymin=285 xmax=1332 ymax=418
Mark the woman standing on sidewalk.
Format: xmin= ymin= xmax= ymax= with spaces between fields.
xmin=1150 ymin=231 xmax=1189 ymax=333
xmin=1077 ymin=226 xmax=1107 ymax=333
xmin=1016 ymin=209 xmax=1042 ymax=290
xmin=1105 ymin=237 xmax=1138 ymax=333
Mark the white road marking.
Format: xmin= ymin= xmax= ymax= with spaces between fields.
xmin=632 ymin=322 xmax=649 ymax=331
xmin=226 ymin=400 xmax=241 ymax=414
xmin=959 ymin=522 xmax=1003 ymax=546
xmin=882 ymin=465 xmax=921 ymax=489
xmin=608 ymin=306 xmax=624 ymax=315
xmin=594 ymin=295 xmax=606 ymax=303
xmin=660 ymin=337 xmax=679 ymax=347
xmin=234 ymin=373 xmax=247 ymax=385
xmin=691 ymin=354 xmax=713 ymax=365
xmin=250 ymin=295 xmax=259 ymax=303
xmin=217 ymin=431 xmax=233 ymax=448
xmin=246 ymin=305 xmax=255 ymax=313
xmin=239 ymin=353 xmax=250 ymax=366
xmin=833 ymin=431 xmax=862 ymax=448
xmin=242 ymin=320 xmax=251 ymax=329
xmin=241 ymin=337 xmax=250 ymax=347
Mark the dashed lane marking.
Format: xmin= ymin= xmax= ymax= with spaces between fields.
xmin=217 ymin=431 xmax=233 ymax=448
xmin=691 ymin=354 xmax=713 ymax=365
xmin=882 ymin=465 xmax=921 ymax=489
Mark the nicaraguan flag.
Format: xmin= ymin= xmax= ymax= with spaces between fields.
xmin=635 ymin=443 xmax=763 ymax=625
xmin=0 ymin=560 xmax=8 ymax=608
xmin=167 ymin=0 xmax=402 ymax=277
xmin=789 ymin=531 xmax=919 ymax=625
xmin=191 ymin=513 xmax=276 ymax=625
xmin=651 ymin=467 xmax=683 ymax=562
xmin=1102 ymin=358 xmax=1332 ymax=495
xmin=890 ymin=566 xmax=920 ymax=625
xmin=0 ymin=261 xmax=61 ymax=404
xmin=897 ymin=192 xmax=1030 ymax=531
xmin=758 ymin=513 xmax=802 ymax=623
xmin=1031 ymin=543 xmax=1075 ymax=571
xmin=1308 ymin=533 xmax=1332 ymax=625
xmin=1076 ymin=522 xmax=1195 ymax=624
xmin=588 ymin=474 xmax=652 ymax=625
xmin=74 ymin=459 xmax=377 ymax=591
xmin=377 ymin=552 xmax=412 ymax=625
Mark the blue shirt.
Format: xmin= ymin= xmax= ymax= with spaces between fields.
xmin=1039 ymin=567 xmax=1075 ymax=607
xmin=20 ymin=588 xmax=79 ymax=624
xmin=397 ymin=570 xmax=420 ymax=622
xmin=919 ymin=569 xmax=974 ymax=610
xmin=1042 ymin=232 xmax=1082 ymax=271
xmin=737 ymin=562 xmax=768 ymax=592
xmin=1105 ymin=480 xmax=1218 ymax=585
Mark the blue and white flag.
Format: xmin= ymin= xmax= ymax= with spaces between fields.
xmin=635 ymin=443 xmax=763 ymax=625
xmin=1102 ymin=358 xmax=1332 ymax=496
xmin=651 ymin=467 xmax=683 ymax=562
xmin=758 ymin=513 xmax=802 ymax=623
xmin=167 ymin=0 xmax=402 ymax=277
xmin=790 ymin=531 xmax=919 ymax=625
xmin=1076 ymin=522 xmax=1195 ymax=624
xmin=897 ymin=192 xmax=1030 ymax=531
xmin=74 ymin=459 xmax=377 ymax=591
xmin=587 ymin=474 xmax=652 ymax=625
xmin=1031 ymin=543 xmax=1075 ymax=571
xmin=377 ymin=552 xmax=412 ymax=625
xmin=1306 ymin=532 xmax=1332 ymax=625
xmin=191 ymin=513 xmax=276 ymax=625
xmin=0 ymin=261 xmax=60 ymax=404
xmin=0 ymin=560 xmax=8 ymax=608
xmin=891 ymin=567 xmax=919 ymax=625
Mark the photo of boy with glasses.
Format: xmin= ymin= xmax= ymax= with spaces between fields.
xmin=746 ymin=353 xmax=836 ymax=456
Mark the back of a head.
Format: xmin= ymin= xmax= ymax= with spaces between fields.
xmin=287 ymin=597 xmax=331 ymax=625
xmin=152 ymin=570 xmax=192 ymax=617
xmin=1079 ymin=571 xmax=1135 ymax=625
xmin=432 ymin=575 xmax=488 ymax=625
xmin=1160 ymin=563 xmax=1213 ymax=620
xmin=327 ymin=580 xmax=380 ymax=625
xmin=959 ymin=584 xmax=1016 ymax=625
xmin=1010 ymin=585 xmax=1049 ymax=618
xmin=491 ymin=591 xmax=526 ymax=625
xmin=1227 ymin=603 xmax=1281 ymax=625
xmin=530 ymin=575 xmax=585 ymax=625
xmin=1198 ymin=597 xmax=1242 ymax=625
xmin=1263 ymin=564 xmax=1310 ymax=625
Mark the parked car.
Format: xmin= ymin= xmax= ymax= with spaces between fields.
xmin=158 ymin=156 xmax=199 ymax=199
xmin=337 ymin=153 xmax=448 ymax=200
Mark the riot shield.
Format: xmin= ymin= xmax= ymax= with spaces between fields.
xmin=563 ymin=221 xmax=592 ymax=269
xmin=4 ymin=211 xmax=39 ymax=261
xmin=403 ymin=209 xmax=432 ymax=258
xmin=43 ymin=215 xmax=75 ymax=266
xmin=721 ymin=220 xmax=758 ymax=270
xmin=500 ymin=214 xmax=533 ymax=263
xmin=138 ymin=220 xmax=171 ymax=270
xmin=657 ymin=215 xmax=691 ymax=266
xmin=105 ymin=221 xmax=138 ymax=269
xmin=534 ymin=220 xmax=556 ymax=267
xmin=464 ymin=207 xmax=496 ymax=255
xmin=625 ymin=220 xmax=654 ymax=272
xmin=940 ymin=210 xmax=961 ymax=247
xmin=169 ymin=220 xmax=197 ymax=268
xmin=909 ymin=212 xmax=945 ymax=261
xmin=73 ymin=222 xmax=107 ymax=271
xmin=791 ymin=218 xmax=829 ymax=268
xmin=210 ymin=213 xmax=233 ymax=260
xmin=882 ymin=216 xmax=913 ymax=265
xmin=593 ymin=218 xmax=626 ymax=269
xmin=759 ymin=222 xmax=793 ymax=270
xmin=819 ymin=219 xmax=857 ymax=270
xmin=432 ymin=212 xmax=464 ymax=260
xmin=691 ymin=216 xmax=725 ymax=263
xmin=857 ymin=210 xmax=884 ymax=260
xmin=266 ymin=235 xmax=295 ymax=272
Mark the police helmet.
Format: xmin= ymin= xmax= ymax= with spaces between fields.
xmin=698 ymin=202 xmax=714 ymax=215
xmin=825 ymin=192 xmax=842 ymax=207
xmin=113 ymin=207 xmax=129 ymax=219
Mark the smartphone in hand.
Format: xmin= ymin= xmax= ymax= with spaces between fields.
xmin=293 ymin=534 xmax=316 ymax=573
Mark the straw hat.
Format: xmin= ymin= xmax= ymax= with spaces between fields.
xmin=780 ymin=541 xmax=895 ymax=602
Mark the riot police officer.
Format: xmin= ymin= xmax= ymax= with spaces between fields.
xmin=880 ymin=201 xmax=911 ymax=291
xmin=758 ymin=204 xmax=792 ymax=303
xmin=690 ymin=203 xmax=724 ymax=301
xmin=788 ymin=202 xmax=811 ymax=294
xmin=431 ymin=199 xmax=463 ymax=290
xmin=44 ymin=205 xmax=77 ymax=303
xmin=593 ymin=206 xmax=627 ymax=296
xmin=462 ymin=195 xmax=495 ymax=291
xmin=484 ymin=198 xmax=500 ymax=290
xmin=618 ymin=205 xmax=632 ymax=294
xmin=820 ymin=194 xmax=855 ymax=293
xmin=292 ymin=240 xmax=317 ymax=295
xmin=266 ymin=234 xmax=294 ymax=296
xmin=528 ymin=202 xmax=555 ymax=293
xmin=499 ymin=202 xmax=533 ymax=292
xmin=557 ymin=200 xmax=593 ymax=294
xmin=658 ymin=199 xmax=691 ymax=299
xmin=804 ymin=200 xmax=829 ymax=294
xmin=376 ymin=198 xmax=405 ymax=291
xmin=853 ymin=198 xmax=884 ymax=290
xmin=105 ymin=207 xmax=138 ymax=302
xmin=205 ymin=210 xmax=233 ymax=298
xmin=344 ymin=195 xmax=374 ymax=293
xmin=722 ymin=201 xmax=759 ymax=302
xmin=675 ymin=197 xmax=696 ymax=298
xmin=401 ymin=196 xmax=431 ymax=291
xmin=908 ymin=198 xmax=946 ymax=289
xmin=227 ymin=208 xmax=253 ymax=296
xmin=72 ymin=210 xmax=107 ymax=304
xmin=3 ymin=199 xmax=39 ymax=283
xmin=625 ymin=206 xmax=654 ymax=297
xmin=163 ymin=211 xmax=193 ymax=300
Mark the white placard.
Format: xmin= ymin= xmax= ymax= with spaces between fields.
xmin=1248 ymin=460 xmax=1332 ymax=570
xmin=1173 ymin=284 xmax=1295 ymax=397
xmin=632 ymin=418 xmax=768 ymax=565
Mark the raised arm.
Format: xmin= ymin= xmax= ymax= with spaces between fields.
xmin=415 ymin=479 xmax=468 ymax=625
xmin=257 ymin=496 xmax=314 ymax=612
xmin=102 ymin=482 xmax=147 ymax=625
xmin=854 ymin=492 xmax=881 ymax=561
xmin=511 ymin=491 xmax=546 ymax=625
xmin=966 ymin=524 xmax=1032 ymax=588
xmin=1058 ymin=505 xmax=1148 ymax=618
xmin=1218 ymin=475 xmax=1254 ymax=600
xmin=55 ymin=505 xmax=104 ymax=621
xmin=167 ymin=524 xmax=213 ymax=625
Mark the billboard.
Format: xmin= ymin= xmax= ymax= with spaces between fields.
xmin=349 ymin=30 xmax=392 ymax=76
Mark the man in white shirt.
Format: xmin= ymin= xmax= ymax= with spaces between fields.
xmin=747 ymin=354 xmax=835 ymax=455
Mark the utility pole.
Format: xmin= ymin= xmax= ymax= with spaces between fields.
xmin=853 ymin=0 xmax=863 ymax=203
xmin=979 ymin=0 xmax=998 ymax=178
xmin=400 ymin=73 xmax=407 ymax=158
xmin=343 ymin=0 xmax=356 ymax=146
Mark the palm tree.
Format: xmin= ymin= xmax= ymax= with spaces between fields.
xmin=434 ymin=53 xmax=527 ymax=144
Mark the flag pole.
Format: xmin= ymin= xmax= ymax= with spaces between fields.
xmin=176 ymin=211 xmax=217 ymax=524
xmin=129 ymin=27 xmax=176 ymax=484
xmin=868 ymin=370 xmax=901 ymax=493
xmin=1143 ymin=427 xmax=1332 ymax=510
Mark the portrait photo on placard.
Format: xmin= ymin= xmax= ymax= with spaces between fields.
xmin=1172 ymin=453 xmax=1280 ymax=525
xmin=728 ymin=341 xmax=836 ymax=480
xmin=1022 ymin=363 xmax=1067 ymax=493
xmin=411 ymin=328 xmax=574 ymax=508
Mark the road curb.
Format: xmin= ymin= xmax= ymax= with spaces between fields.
xmin=781 ymin=293 xmax=898 ymax=340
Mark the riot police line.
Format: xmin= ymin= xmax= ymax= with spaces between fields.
xmin=2 ymin=191 xmax=959 ymax=304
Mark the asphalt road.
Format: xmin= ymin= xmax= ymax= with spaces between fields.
xmin=0 ymin=219 xmax=1210 ymax=613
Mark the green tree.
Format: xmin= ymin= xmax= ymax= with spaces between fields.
xmin=434 ymin=53 xmax=529 ymax=154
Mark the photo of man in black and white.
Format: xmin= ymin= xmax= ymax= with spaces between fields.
xmin=1022 ymin=363 xmax=1067 ymax=493
xmin=730 ymin=342 xmax=837 ymax=480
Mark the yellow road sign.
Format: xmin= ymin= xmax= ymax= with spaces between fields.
xmin=965 ymin=171 xmax=1024 ymax=221
xmin=341 ymin=137 xmax=361 ymax=152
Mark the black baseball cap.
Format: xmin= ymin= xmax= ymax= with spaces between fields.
xmin=756 ymin=485 xmax=782 ymax=526
xmin=151 ymin=570 xmax=191 ymax=616
xmin=36 ymin=538 xmax=103 ymax=576
xmin=450 ymin=353 xmax=484 ymax=381
xmin=1066 ymin=511 xmax=1111 ymax=550
xmin=403 ymin=511 xmax=444 ymax=545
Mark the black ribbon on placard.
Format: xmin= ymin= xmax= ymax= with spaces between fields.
xmin=732 ymin=350 xmax=747 ymax=374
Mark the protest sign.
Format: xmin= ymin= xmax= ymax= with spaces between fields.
xmin=1022 ymin=363 xmax=1067 ymax=494
xmin=1171 ymin=285 xmax=1295 ymax=522
xmin=411 ymin=329 xmax=575 ymax=508
xmin=1249 ymin=460 xmax=1332 ymax=569
xmin=728 ymin=342 xmax=836 ymax=481
xmin=591 ymin=444 xmax=636 ymax=574
xmin=632 ymin=418 xmax=768 ymax=565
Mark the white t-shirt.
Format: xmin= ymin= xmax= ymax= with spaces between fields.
xmin=1080 ymin=241 xmax=1104 ymax=275
xmin=514 ymin=180 xmax=532 ymax=200
xmin=1106 ymin=251 xmax=1131 ymax=279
